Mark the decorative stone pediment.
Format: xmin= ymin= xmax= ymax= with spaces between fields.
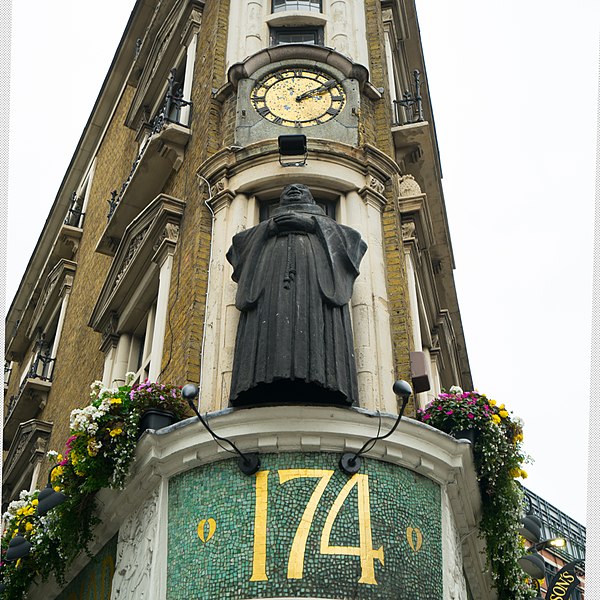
xmin=89 ymin=194 xmax=185 ymax=337
xmin=4 ymin=381 xmax=52 ymax=451
xmin=27 ymin=260 xmax=76 ymax=340
xmin=2 ymin=419 xmax=53 ymax=501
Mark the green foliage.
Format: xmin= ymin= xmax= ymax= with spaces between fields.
xmin=1 ymin=379 xmax=187 ymax=596
xmin=416 ymin=388 xmax=535 ymax=600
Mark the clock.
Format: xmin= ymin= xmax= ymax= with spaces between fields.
xmin=250 ymin=68 xmax=346 ymax=127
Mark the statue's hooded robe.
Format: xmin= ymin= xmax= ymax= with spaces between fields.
xmin=226 ymin=198 xmax=367 ymax=407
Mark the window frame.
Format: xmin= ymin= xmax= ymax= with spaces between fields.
xmin=272 ymin=0 xmax=322 ymax=13
xmin=270 ymin=25 xmax=324 ymax=46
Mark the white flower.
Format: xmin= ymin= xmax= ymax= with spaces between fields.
xmin=125 ymin=372 xmax=136 ymax=385
xmin=449 ymin=385 xmax=463 ymax=394
xmin=47 ymin=450 xmax=59 ymax=460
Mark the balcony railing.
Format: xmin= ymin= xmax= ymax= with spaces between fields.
xmin=4 ymin=348 xmax=55 ymax=435
xmin=64 ymin=191 xmax=85 ymax=228
xmin=392 ymin=70 xmax=424 ymax=126
xmin=106 ymin=68 xmax=192 ymax=222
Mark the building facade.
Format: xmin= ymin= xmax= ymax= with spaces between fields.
xmin=4 ymin=1 xmax=490 ymax=598
xmin=522 ymin=487 xmax=586 ymax=599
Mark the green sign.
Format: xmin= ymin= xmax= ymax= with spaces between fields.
xmin=55 ymin=535 xmax=116 ymax=600
xmin=167 ymin=452 xmax=442 ymax=599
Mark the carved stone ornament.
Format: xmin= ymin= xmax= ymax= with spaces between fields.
xmin=401 ymin=221 xmax=416 ymax=240
xmin=367 ymin=175 xmax=385 ymax=195
xmin=112 ymin=226 xmax=150 ymax=293
xmin=214 ymin=177 xmax=227 ymax=193
xmin=111 ymin=486 xmax=160 ymax=599
xmin=398 ymin=174 xmax=422 ymax=197
xmin=152 ymin=222 xmax=180 ymax=253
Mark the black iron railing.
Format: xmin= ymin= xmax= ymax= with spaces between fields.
xmin=392 ymin=70 xmax=424 ymax=126
xmin=106 ymin=69 xmax=192 ymax=221
xmin=4 ymin=347 xmax=55 ymax=423
xmin=64 ymin=191 xmax=85 ymax=228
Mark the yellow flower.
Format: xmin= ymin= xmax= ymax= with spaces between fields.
xmin=32 ymin=499 xmax=39 ymax=506
xmin=109 ymin=428 xmax=123 ymax=437
xmin=23 ymin=506 xmax=35 ymax=517
xmin=51 ymin=465 xmax=64 ymax=480
xmin=520 ymin=469 xmax=528 ymax=479
xmin=57 ymin=453 xmax=63 ymax=462
xmin=25 ymin=522 xmax=33 ymax=532
xmin=54 ymin=485 xmax=61 ymax=492
xmin=491 ymin=414 xmax=501 ymax=424
xmin=499 ymin=404 xmax=505 ymax=410
xmin=13 ymin=529 xmax=19 ymax=537
xmin=488 ymin=399 xmax=496 ymax=406
xmin=499 ymin=409 xmax=509 ymax=419
xmin=16 ymin=508 xmax=23 ymax=516
xmin=110 ymin=397 xmax=122 ymax=405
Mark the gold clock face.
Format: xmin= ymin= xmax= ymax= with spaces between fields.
xmin=251 ymin=68 xmax=346 ymax=127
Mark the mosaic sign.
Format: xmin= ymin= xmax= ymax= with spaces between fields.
xmin=55 ymin=535 xmax=116 ymax=600
xmin=167 ymin=452 xmax=442 ymax=599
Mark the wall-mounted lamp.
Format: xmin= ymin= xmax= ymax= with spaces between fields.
xmin=519 ymin=512 xmax=543 ymax=543
xmin=4 ymin=533 xmax=32 ymax=562
xmin=518 ymin=551 xmax=546 ymax=580
xmin=182 ymin=384 xmax=260 ymax=475
xmin=278 ymin=135 xmax=307 ymax=167
xmin=339 ymin=380 xmax=412 ymax=475
xmin=37 ymin=464 xmax=68 ymax=517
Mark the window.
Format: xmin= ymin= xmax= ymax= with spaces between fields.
xmin=90 ymin=195 xmax=185 ymax=388
xmin=270 ymin=26 xmax=324 ymax=46
xmin=126 ymin=303 xmax=157 ymax=384
xmin=259 ymin=198 xmax=336 ymax=221
xmin=272 ymin=0 xmax=321 ymax=12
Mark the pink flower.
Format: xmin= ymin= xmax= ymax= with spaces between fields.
xmin=445 ymin=410 xmax=453 ymax=415
xmin=422 ymin=414 xmax=431 ymax=420
xmin=467 ymin=413 xmax=475 ymax=419
xmin=437 ymin=405 xmax=443 ymax=410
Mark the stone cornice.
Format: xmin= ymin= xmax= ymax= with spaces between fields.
xmin=228 ymin=45 xmax=369 ymax=90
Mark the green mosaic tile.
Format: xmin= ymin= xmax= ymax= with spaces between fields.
xmin=167 ymin=453 xmax=442 ymax=599
xmin=55 ymin=535 xmax=117 ymax=600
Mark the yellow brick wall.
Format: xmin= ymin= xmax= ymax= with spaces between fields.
xmin=364 ymin=0 xmax=415 ymax=414
xmin=37 ymin=85 xmax=138 ymax=458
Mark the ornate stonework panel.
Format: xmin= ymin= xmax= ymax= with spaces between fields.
xmin=111 ymin=486 xmax=160 ymax=599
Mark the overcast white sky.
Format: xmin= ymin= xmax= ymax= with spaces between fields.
xmin=6 ymin=1 xmax=597 ymax=527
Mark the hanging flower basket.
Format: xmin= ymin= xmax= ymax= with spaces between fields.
xmin=139 ymin=408 xmax=177 ymax=434
xmin=451 ymin=428 xmax=477 ymax=445
xmin=416 ymin=387 xmax=533 ymax=600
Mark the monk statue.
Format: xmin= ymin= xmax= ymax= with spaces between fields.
xmin=226 ymin=183 xmax=367 ymax=407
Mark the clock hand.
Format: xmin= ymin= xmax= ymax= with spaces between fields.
xmin=295 ymin=79 xmax=337 ymax=102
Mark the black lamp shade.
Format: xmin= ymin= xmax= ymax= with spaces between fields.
xmin=37 ymin=484 xmax=67 ymax=516
xmin=5 ymin=534 xmax=32 ymax=561
xmin=519 ymin=514 xmax=542 ymax=543
xmin=278 ymin=135 xmax=307 ymax=156
xmin=518 ymin=552 xmax=546 ymax=580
